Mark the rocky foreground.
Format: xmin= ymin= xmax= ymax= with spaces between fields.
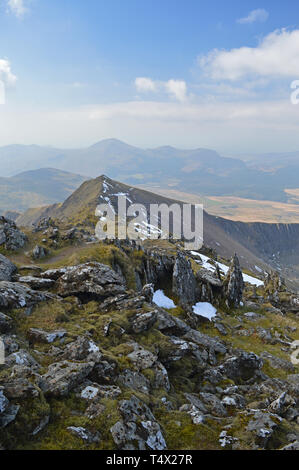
xmin=0 ymin=216 xmax=298 ymax=450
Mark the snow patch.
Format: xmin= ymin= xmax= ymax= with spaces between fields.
xmin=153 ymin=290 xmax=176 ymax=309
xmin=192 ymin=302 xmax=217 ymax=321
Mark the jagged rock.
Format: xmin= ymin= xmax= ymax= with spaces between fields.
xmin=0 ymin=216 xmax=27 ymax=251
xmin=0 ymin=255 xmax=17 ymax=282
xmin=0 ymin=312 xmax=12 ymax=333
xmin=224 ymin=254 xmax=244 ymax=307
xmin=67 ymin=426 xmax=101 ymax=444
xmin=0 ymin=281 xmax=53 ymax=309
xmin=118 ymin=369 xmax=150 ymax=394
xmin=172 ymin=252 xmax=197 ymax=306
xmin=220 ymin=352 xmax=263 ymax=383
xmin=32 ymin=245 xmax=48 ymax=260
xmin=28 ymin=328 xmax=66 ymax=344
xmin=18 ymin=276 xmax=55 ymax=290
xmin=56 ymin=262 xmax=126 ymax=299
xmin=130 ymin=310 xmax=157 ymax=333
xmin=110 ymin=395 xmax=167 ymax=450
xmin=61 ymin=336 xmax=100 ymax=361
xmin=39 ymin=360 xmax=94 ymax=397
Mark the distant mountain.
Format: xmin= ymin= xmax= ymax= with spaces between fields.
xmin=0 ymin=168 xmax=87 ymax=214
xmin=1 ymin=139 xmax=299 ymax=203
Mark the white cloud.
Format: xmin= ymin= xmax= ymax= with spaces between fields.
xmin=0 ymin=59 xmax=17 ymax=86
xmin=198 ymin=28 xmax=299 ymax=81
xmin=237 ymin=8 xmax=269 ymax=24
xmin=135 ymin=77 xmax=157 ymax=92
xmin=165 ymin=79 xmax=187 ymax=102
xmin=7 ymin=0 xmax=27 ymax=18
xmin=135 ymin=77 xmax=187 ymax=101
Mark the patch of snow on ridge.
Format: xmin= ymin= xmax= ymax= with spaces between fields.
xmin=191 ymin=252 xmax=264 ymax=287
xmin=192 ymin=302 xmax=217 ymax=320
xmin=153 ymin=290 xmax=176 ymax=309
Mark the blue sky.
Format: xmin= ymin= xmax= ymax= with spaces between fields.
xmin=1 ymin=0 xmax=299 ymax=153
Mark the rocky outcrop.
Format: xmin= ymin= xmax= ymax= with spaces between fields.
xmin=56 ymin=262 xmax=126 ymax=299
xmin=0 ymin=217 xmax=27 ymax=251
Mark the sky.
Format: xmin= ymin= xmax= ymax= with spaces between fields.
xmin=1 ymin=0 xmax=299 ymax=154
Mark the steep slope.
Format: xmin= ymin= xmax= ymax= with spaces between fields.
xmin=16 ymin=175 xmax=289 ymax=281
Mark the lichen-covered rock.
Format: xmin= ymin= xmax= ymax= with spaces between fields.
xmin=56 ymin=262 xmax=126 ymax=299
xmin=39 ymin=361 xmax=94 ymax=397
xmin=0 ymin=217 xmax=27 ymax=251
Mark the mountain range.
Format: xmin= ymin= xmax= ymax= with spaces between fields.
xmin=2 ymin=139 xmax=299 ymax=206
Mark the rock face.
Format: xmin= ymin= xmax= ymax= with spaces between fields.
xmin=224 ymin=254 xmax=244 ymax=307
xmin=0 ymin=217 xmax=27 ymax=251
xmin=56 ymin=262 xmax=126 ymax=299
xmin=0 ymin=255 xmax=17 ymax=282
xmin=172 ymin=251 xmax=197 ymax=306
